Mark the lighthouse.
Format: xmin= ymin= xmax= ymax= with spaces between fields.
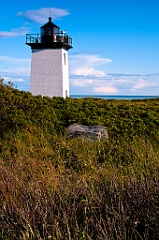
xmin=26 ymin=17 xmax=72 ymax=98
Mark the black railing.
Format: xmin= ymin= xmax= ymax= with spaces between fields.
xmin=26 ymin=34 xmax=72 ymax=48
xmin=26 ymin=34 xmax=41 ymax=44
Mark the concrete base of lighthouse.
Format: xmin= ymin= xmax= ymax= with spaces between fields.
xmin=30 ymin=48 xmax=69 ymax=98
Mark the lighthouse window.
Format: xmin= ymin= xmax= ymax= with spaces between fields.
xmin=53 ymin=27 xmax=59 ymax=34
xmin=64 ymin=53 xmax=66 ymax=65
xmin=48 ymin=28 xmax=52 ymax=35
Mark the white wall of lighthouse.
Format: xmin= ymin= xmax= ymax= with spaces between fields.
xmin=30 ymin=48 xmax=69 ymax=98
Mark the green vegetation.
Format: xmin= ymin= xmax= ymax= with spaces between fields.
xmin=0 ymin=78 xmax=159 ymax=239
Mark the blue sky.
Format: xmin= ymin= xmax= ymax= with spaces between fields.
xmin=0 ymin=0 xmax=159 ymax=96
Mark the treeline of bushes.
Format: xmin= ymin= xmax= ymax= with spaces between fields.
xmin=1 ymin=80 xmax=159 ymax=239
xmin=1 ymin=79 xmax=159 ymax=139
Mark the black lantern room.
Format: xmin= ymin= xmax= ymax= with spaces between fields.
xmin=26 ymin=17 xmax=72 ymax=50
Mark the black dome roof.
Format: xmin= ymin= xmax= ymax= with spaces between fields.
xmin=40 ymin=17 xmax=60 ymax=29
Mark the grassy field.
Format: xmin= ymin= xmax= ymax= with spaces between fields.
xmin=0 ymin=79 xmax=159 ymax=239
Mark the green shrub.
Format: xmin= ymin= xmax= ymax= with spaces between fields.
xmin=1 ymin=82 xmax=159 ymax=239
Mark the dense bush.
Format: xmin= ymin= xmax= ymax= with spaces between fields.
xmin=1 ymin=80 xmax=159 ymax=239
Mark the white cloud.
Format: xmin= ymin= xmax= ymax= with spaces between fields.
xmin=69 ymin=53 xmax=113 ymax=93
xmin=131 ymin=79 xmax=157 ymax=92
xmin=0 ymin=56 xmax=30 ymax=64
xmin=0 ymin=27 xmax=28 ymax=37
xmin=73 ymin=67 xmax=106 ymax=76
xmin=3 ymin=76 xmax=24 ymax=83
xmin=69 ymin=54 xmax=159 ymax=95
xmin=94 ymin=86 xmax=118 ymax=94
xmin=72 ymin=78 xmax=94 ymax=87
xmin=17 ymin=8 xmax=70 ymax=23
xmin=0 ymin=56 xmax=31 ymax=77
xmin=4 ymin=67 xmax=30 ymax=76
xmin=70 ymin=53 xmax=112 ymax=77
xmin=133 ymin=79 xmax=148 ymax=90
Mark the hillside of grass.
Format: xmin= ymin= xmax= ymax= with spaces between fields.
xmin=1 ymin=80 xmax=159 ymax=240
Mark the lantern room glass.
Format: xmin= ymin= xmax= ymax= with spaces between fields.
xmin=41 ymin=27 xmax=59 ymax=36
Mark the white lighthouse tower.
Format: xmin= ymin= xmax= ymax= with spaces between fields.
xmin=26 ymin=17 xmax=72 ymax=98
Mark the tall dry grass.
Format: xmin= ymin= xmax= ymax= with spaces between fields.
xmin=1 ymin=127 xmax=159 ymax=239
